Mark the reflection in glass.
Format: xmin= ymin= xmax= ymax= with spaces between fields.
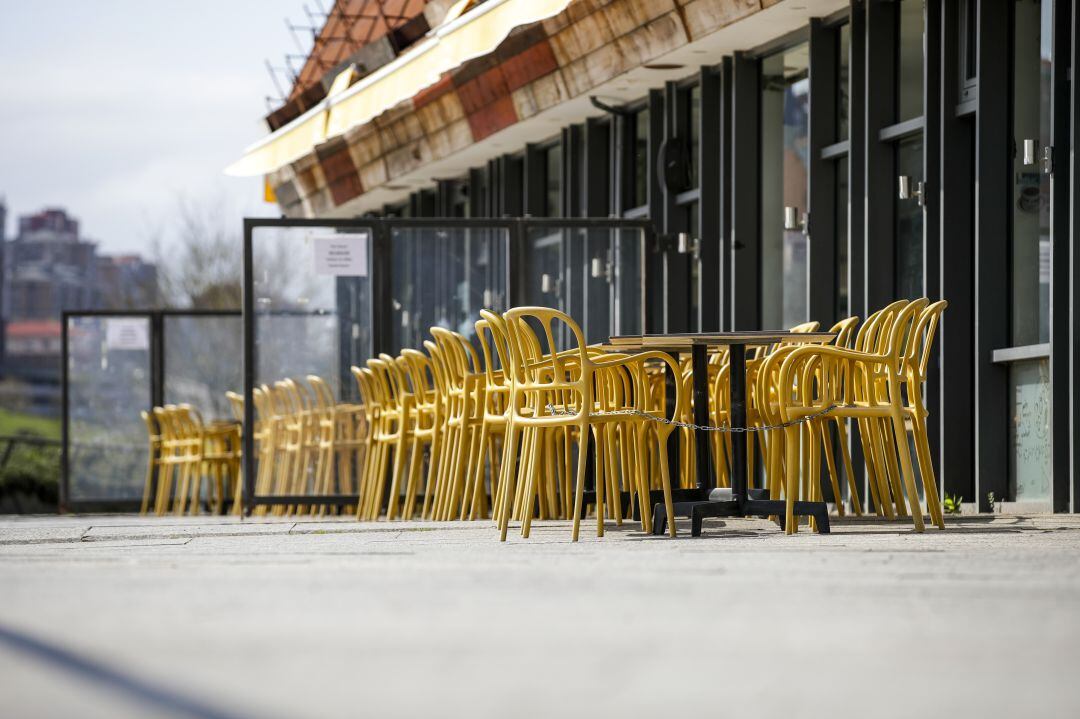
xmin=67 ymin=316 xmax=151 ymax=500
xmin=163 ymin=316 xmax=243 ymax=421
xmin=688 ymin=85 xmax=701 ymax=188
xmin=631 ymin=108 xmax=649 ymax=209
xmin=895 ymin=136 xmax=924 ymax=299
xmin=837 ymin=23 xmax=850 ymax=141
xmin=1011 ymin=0 xmax=1051 ymax=346
xmin=252 ymin=225 xmax=372 ymax=402
xmin=544 ymin=144 xmax=562 ymax=217
xmin=683 ymin=201 xmax=700 ymax=329
xmin=760 ymin=43 xmax=810 ymax=329
xmin=525 ymin=226 xmax=644 ymax=346
xmin=391 ymin=226 xmax=508 ymax=352
xmin=835 ymin=161 xmax=849 ymax=319
xmin=897 ymin=0 xmax=924 ymax=122
xmin=1009 ymin=358 xmax=1051 ymax=501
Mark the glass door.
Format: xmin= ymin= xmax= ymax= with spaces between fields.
xmin=1006 ymin=0 xmax=1053 ymax=503
xmin=760 ymin=42 xmax=810 ymax=329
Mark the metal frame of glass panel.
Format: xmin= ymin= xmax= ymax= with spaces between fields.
xmin=60 ymin=309 xmax=241 ymax=512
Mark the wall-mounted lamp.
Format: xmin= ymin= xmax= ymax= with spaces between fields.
xmin=898 ymin=175 xmax=926 ymax=207
xmin=783 ymin=206 xmax=809 ymax=234
xmin=541 ymin=273 xmax=557 ymax=294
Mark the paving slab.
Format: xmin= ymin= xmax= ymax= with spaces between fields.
xmin=1 ymin=514 xmax=1078 ymax=719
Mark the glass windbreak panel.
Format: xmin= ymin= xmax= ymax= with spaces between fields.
xmin=544 ymin=145 xmax=562 ymax=217
xmin=760 ymin=42 xmax=810 ymax=329
xmin=688 ymin=85 xmax=701 ymax=188
xmin=163 ymin=315 xmax=243 ymax=421
xmin=524 ymin=225 xmax=566 ymax=315
xmin=895 ymin=135 xmax=924 ymax=299
xmin=67 ymin=316 xmax=151 ymax=501
xmin=252 ymin=225 xmax=372 ymax=403
xmin=1009 ymin=358 xmax=1051 ymax=502
xmin=835 ymin=160 xmax=849 ymax=319
xmin=631 ymin=107 xmax=649 ymax=209
xmin=897 ymin=0 xmax=924 ymax=121
xmin=390 ymin=226 xmax=508 ymax=351
xmin=838 ymin=23 xmax=851 ymax=141
xmin=1011 ymin=0 xmax=1051 ymax=346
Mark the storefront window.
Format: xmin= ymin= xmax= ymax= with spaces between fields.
xmin=688 ymin=85 xmax=701 ymax=188
xmin=544 ymin=144 xmax=562 ymax=217
xmin=897 ymin=0 xmax=924 ymax=122
xmin=895 ymin=135 xmax=924 ymax=299
xmin=836 ymin=160 xmax=849 ymax=318
xmin=760 ymin=42 xmax=810 ymax=329
xmin=1011 ymin=0 xmax=1051 ymax=346
xmin=838 ymin=22 xmax=850 ymax=141
xmin=631 ymin=107 xmax=649 ymax=209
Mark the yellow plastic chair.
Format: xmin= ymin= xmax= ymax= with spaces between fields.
xmin=139 ymin=410 xmax=162 ymax=515
xmin=770 ymin=299 xmax=936 ymax=533
xmin=498 ymin=307 xmax=687 ymax=541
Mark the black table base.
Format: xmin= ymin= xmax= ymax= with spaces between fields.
xmin=660 ymin=340 xmax=829 ymax=537
xmin=649 ymin=488 xmax=831 ymax=537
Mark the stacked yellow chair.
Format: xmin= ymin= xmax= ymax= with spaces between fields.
xmin=755 ymin=299 xmax=947 ymax=533
xmin=140 ymin=404 xmax=240 ymax=516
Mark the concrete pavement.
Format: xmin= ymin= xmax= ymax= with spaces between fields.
xmin=1 ymin=513 xmax=1079 ymax=718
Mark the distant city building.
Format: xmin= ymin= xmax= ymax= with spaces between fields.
xmin=97 ymin=254 xmax=159 ymax=309
xmin=3 ymin=208 xmax=100 ymax=320
xmin=0 ymin=204 xmax=158 ymax=414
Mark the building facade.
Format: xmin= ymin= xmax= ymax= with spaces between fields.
xmin=233 ymin=0 xmax=1080 ymax=514
xmin=1 ymin=206 xmax=159 ymax=412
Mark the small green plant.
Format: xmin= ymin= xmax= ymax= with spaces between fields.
xmin=987 ymin=491 xmax=996 ymax=512
xmin=943 ymin=493 xmax=963 ymax=515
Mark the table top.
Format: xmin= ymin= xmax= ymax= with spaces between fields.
xmin=608 ymin=331 xmax=835 ymax=350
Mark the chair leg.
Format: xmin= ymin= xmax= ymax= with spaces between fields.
xmin=834 ymin=418 xmax=863 ymax=516
xmin=570 ymin=426 xmax=589 ymax=542
xmin=654 ymin=429 xmax=677 ymax=538
xmin=784 ymin=425 xmax=800 ymax=535
xmin=819 ymin=421 xmax=844 ymax=517
xmin=496 ymin=424 xmax=521 ymax=539
xmin=889 ymin=407 xmax=925 ymax=532
xmin=911 ymin=411 xmax=945 ymax=529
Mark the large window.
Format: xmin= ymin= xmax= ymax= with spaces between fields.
xmin=760 ymin=42 xmax=810 ymax=329
xmin=630 ymin=105 xmax=643 ymax=210
xmin=897 ymin=0 xmax=924 ymax=122
xmin=895 ymin=135 xmax=924 ymax=299
xmin=1010 ymin=0 xmax=1051 ymax=347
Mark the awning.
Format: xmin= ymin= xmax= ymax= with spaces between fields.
xmin=226 ymin=0 xmax=574 ymax=178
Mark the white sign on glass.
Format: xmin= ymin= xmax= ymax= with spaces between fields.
xmin=105 ymin=318 xmax=150 ymax=351
xmin=312 ymin=232 xmax=369 ymax=276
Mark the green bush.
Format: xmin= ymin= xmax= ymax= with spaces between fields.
xmin=0 ymin=441 xmax=61 ymax=513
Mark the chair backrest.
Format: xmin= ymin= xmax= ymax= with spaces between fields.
xmin=906 ymin=299 xmax=948 ymax=380
xmin=366 ymin=358 xmax=401 ymax=411
xmin=305 ymin=375 xmax=335 ymax=411
xmin=225 ymin=391 xmax=244 ymax=421
xmin=141 ymin=409 xmax=160 ymax=441
xmin=854 ymin=299 xmax=909 ymax=355
xmin=399 ymin=349 xmax=437 ymax=405
xmin=477 ymin=310 xmax=514 ymax=391
xmin=423 ymin=340 xmax=450 ymax=398
xmin=502 ymin=306 xmax=588 ymax=387
xmin=829 ymin=316 xmax=860 ymax=349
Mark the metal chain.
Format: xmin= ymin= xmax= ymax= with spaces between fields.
xmin=544 ymin=402 xmax=842 ymax=433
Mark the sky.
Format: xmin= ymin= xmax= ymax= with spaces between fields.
xmin=0 ymin=0 xmax=309 ymax=255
